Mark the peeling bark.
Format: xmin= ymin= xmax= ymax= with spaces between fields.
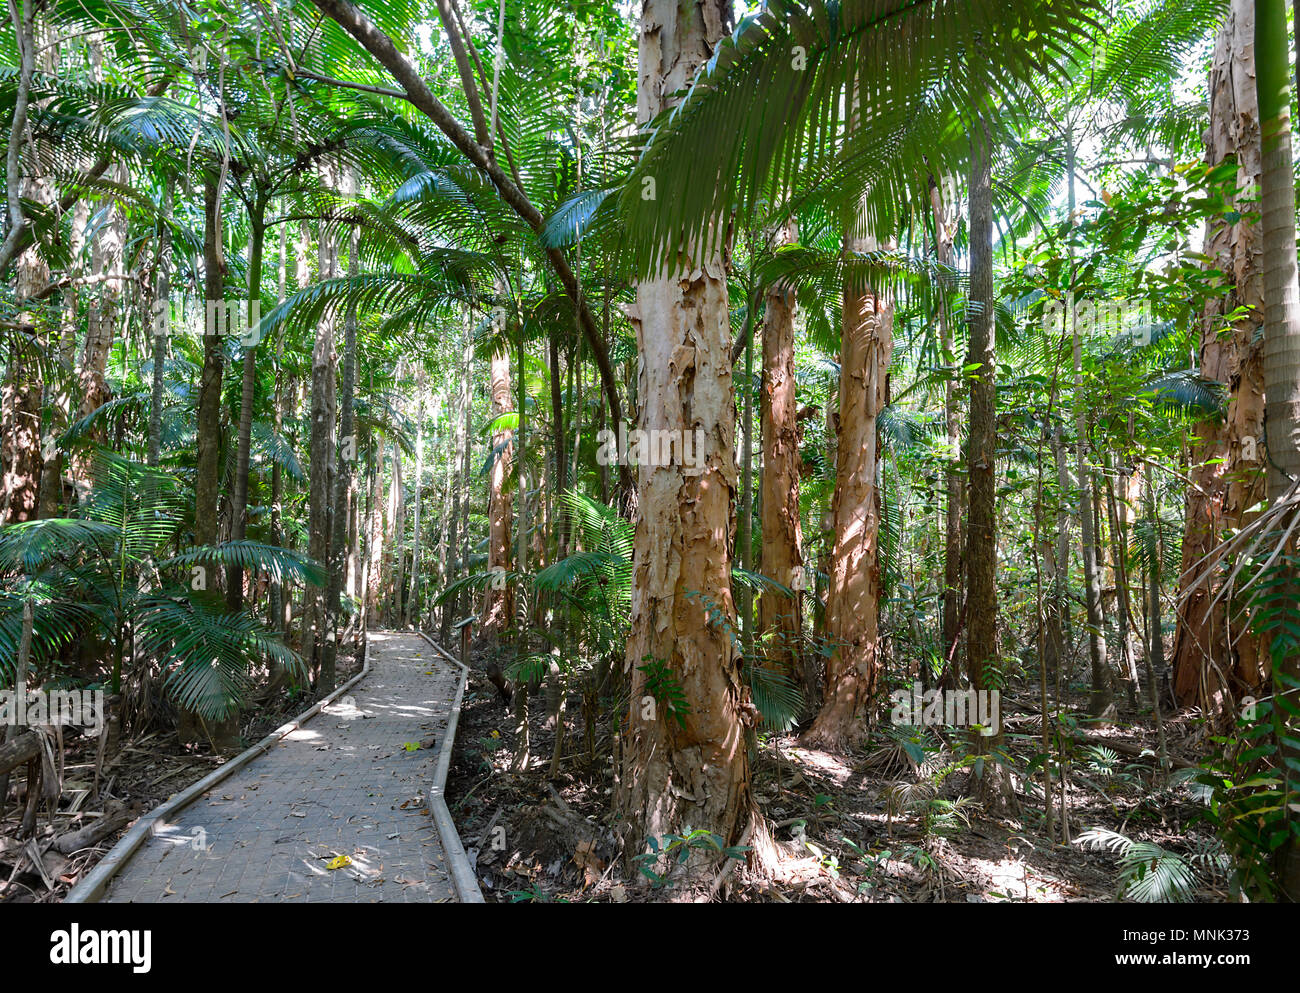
xmin=758 ymin=219 xmax=804 ymax=683
xmin=616 ymin=0 xmax=766 ymax=875
xmin=483 ymin=348 xmax=514 ymax=640
xmin=1172 ymin=0 xmax=1267 ymax=717
xmin=800 ymin=231 xmax=893 ymax=751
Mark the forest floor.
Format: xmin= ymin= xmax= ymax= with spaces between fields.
xmin=447 ymin=643 xmax=1233 ymax=903
xmin=0 ymin=644 xmax=362 ymax=903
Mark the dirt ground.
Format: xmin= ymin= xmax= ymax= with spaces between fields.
xmin=446 ymin=643 xmax=1233 ymax=903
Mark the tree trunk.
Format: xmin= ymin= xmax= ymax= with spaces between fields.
xmin=147 ymin=186 xmax=173 ymax=468
xmin=387 ymin=441 xmax=405 ymax=625
xmin=739 ymin=289 xmax=756 ymax=656
xmin=1 ymin=16 xmax=54 ymax=525
xmin=758 ymin=219 xmax=804 ymax=684
xmin=194 ymin=171 xmax=224 ymax=552
xmin=406 ymin=368 xmax=425 ymax=627
xmin=269 ymin=223 xmax=289 ymax=635
xmin=483 ymin=348 xmax=514 ymax=640
xmin=1172 ymin=0 xmax=1268 ymax=718
xmin=73 ymin=162 xmax=127 ymax=503
xmin=365 ymin=441 xmax=385 ymax=625
xmin=964 ymin=116 xmax=1016 ymax=814
xmin=307 ymin=157 xmax=340 ymax=682
xmin=549 ymin=330 xmax=568 ymax=559
xmin=800 ymin=228 xmax=892 ymax=751
xmin=441 ymin=326 xmax=471 ymax=640
xmin=324 ymin=223 xmax=358 ymax=688
xmin=1064 ymin=138 xmax=1113 ymax=720
xmin=227 ymin=199 xmax=265 ymax=612
xmin=929 ymin=174 xmax=964 ymax=676
xmin=181 ymin=170 xmax=237 ymax=752
xmin=615 ymin=0 xmax=766 ymax=876
xmin=2 ymin=230 xmax=46 ymax=524
xmin=1255 ymin=0 xmax=1300 ymax=902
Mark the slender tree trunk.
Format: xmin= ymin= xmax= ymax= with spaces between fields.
xmin=550 ymin=330 xmax=568 ymax=558
xmin=227 ymin=199 xmax=265 ymax=612
xmin=387 ymin=440 xmax=405 ymax=624
xmin=306 ymin=163 xmax=339 ymax=677
xmin=181 ymin=170 xmax=238 ymax=752
xmin=365 ymin=439 xmax=385 ymax=625
xmin=441 ymin=326 xmax=471 ymax=641
xmin=1 ymin=17 xmax=54 ymax=525
xmin=269 ymin=223 xmax=288 ymax=633
xmin=1144 ymin=474 xmax=1169 ymax=769
xmin=484 ymin=348 xmax=514 ymax=640
xmin=195 ymin=171 xmax=224 ymax=551
xmin=515 ymin=320 xmax=527 ymax=612
xmin=929 ymin=174 xmax=964 ymax=675
xmin=964 ymin=115 xmax=1016 ymax=813
xmin=739 ymin=291 xmax=756 ymax=655
xmin=1054 ymin=426 xmax=1074 ymax=676
xmin=323 ymin=224 xmax=358 ymax=687
xmin=758 ymin=219 xmax=803 ymax=684
xmin=406 ymin=368 xmax=425 ymax=627
xmin=1064 ymin=138 xmax=1113 ymax=720
xmin=147 ymin=186 xmax=173 ymax=468
xmin=616 ymin=0 xmax=767 ymax=877
xmin=1105 ymin=459 xmax=1140 ymax=707
xmin=2 ymin=223 xmax=46 ymax=524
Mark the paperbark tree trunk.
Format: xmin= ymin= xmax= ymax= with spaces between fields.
xmin=1172 ymin=0 xmax=1268 ymax=717
xmin=74 ymin=161 xmax=127 ymax=504
xmin=758 ymin=219 xmax=803 ymax=683
xmin=615 ymin=0 xmax=767 ymax=876
xmin=800 ymin=229 xmax=893 ymax=751
xmin=2 ymin=222 xmax=46 ymax=524
xmin=483 ymin=348 xmax=514 ymax=640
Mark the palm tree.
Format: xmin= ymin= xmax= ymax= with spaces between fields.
xmin=0 ymin=451 xmax=319 ymax=741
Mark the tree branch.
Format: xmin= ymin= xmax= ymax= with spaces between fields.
xmin=434 ymin=0 xmax=493 ymax=150
xmin=309 ymin=0 xmax=631 ymax=498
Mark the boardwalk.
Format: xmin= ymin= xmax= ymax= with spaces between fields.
xmin=101 ymin=631 xmax=463 ymax=903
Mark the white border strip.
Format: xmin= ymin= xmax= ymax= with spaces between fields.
xmin=416 ymin=630 xmax=484 ymax=904
xmin=64 ymin=637 xmax=373 ymax=903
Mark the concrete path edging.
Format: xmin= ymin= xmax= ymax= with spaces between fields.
xmin=64 ymin=636 xmax=373 ymax=903
xmin=415 ymin=630 xmax=484 ymax=904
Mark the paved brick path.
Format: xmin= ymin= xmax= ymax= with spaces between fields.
xmin=103 ymin=631 xmax=461 ymax=903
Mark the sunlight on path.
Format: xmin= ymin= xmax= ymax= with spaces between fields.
xmin=102 ymin=631 xmax=460 ymax=903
